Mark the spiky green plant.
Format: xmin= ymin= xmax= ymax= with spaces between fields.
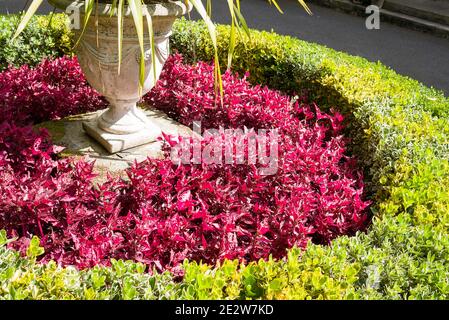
xmin=13 ymin=0 xmax=311 ymax=93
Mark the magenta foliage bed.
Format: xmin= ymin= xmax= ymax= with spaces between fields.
xmin=0 ymin=56 xmax=370 ymax=273
xmin=0 ymin=57 xmax=106 ymax=126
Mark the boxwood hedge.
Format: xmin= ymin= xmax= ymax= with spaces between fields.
xmin=0 ymin=14 xmax=73 ymax=71
xmin=0 ymin=15 xmax=448 ymax=300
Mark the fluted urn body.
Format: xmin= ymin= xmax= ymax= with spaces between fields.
xmin=49 ymin=0 xmax=191 ymax=153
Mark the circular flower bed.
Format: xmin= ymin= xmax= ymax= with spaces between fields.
xmin=0 ymin=55 xmax=369 ymax=273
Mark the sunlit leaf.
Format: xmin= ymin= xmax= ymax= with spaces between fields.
xmin=117 ymin=0 xmax=124 ymax=74
xmin=268 ymin=0 xmax=284 ymax=14
xmin=188 ymin=0 xmax=223 ymax=100
xmin=128 ymin=0 xmax=146 ymax=91
xmin=206 ymin=0 xmax=212 ymax=18
xmin=233 ymin=4 xmax=250 ymax=38
xmin=297 ymin=0 xmax=313 ymax=15
xmin=12 ymin=0 xmax=44 ymax=40
xmin=73 ymin=0 xmax=95 ymax=49
xmin=226 ymin=0 xmax=236 ymax=69
xmin=144 ymin=7 xmax=157 ymax=82
xmin=110 ymin=0 xmax=118 ymax=17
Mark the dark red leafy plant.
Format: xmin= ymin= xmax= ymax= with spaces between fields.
xmin=0 ymin=56 xmax=107 ymax=126
xmin=0 ymin=55 xmax=370 ymax=273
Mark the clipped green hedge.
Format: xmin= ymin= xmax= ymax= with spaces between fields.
xmin=1 ymin=15 xmax=449 ymax=300
xmin=0 ymin=231 xmax=179 ymax=300
xmin=0 ymin=14 xmax=73 ymax=71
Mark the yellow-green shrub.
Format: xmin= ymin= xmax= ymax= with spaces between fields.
xmin=0 ymin=14 xmax=73 ymax=71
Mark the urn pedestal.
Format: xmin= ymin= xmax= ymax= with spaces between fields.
xmin=49 ymin=0 xmax=191 ymax=153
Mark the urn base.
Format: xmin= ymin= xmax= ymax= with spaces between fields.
xmin=83 ymin=112 xmax=162 ymax=153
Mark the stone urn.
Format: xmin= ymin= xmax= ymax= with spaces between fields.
xmin=49 ymin=0 xmax=192 ymax=153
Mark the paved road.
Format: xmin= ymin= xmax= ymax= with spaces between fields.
xmin=1 ymin=0 xmax=448 ymax=96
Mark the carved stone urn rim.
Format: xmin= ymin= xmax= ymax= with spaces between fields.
xmin=48 ymin=0 xmax=191 ymax=17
